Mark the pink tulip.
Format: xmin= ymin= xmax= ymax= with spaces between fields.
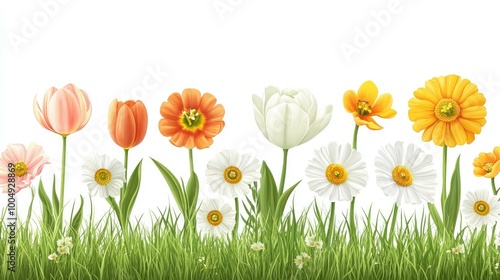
xmin=0 ymin=143 xmax=49 ymax=193
xmin=33 ymin=83 xmax=92 ymax=136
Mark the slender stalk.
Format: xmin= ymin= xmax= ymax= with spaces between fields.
xmin=120 ymin=148 xmax=129 ymax=234
xmin=233 ymin=197 xmax=240 ymax=238
xmin=189 ymin=149 xmax=194 ymax=174
xmin=491 ymin=177 xmax=497 ymax=195
xmin=278 ymin=149 xmax=289 ymax=197
xmin=441 ymin=145 xmax=447 ymax=214
xmin=57 ymin=135 xmax=67 ymax=234
xmin=326 ymin=202 xmax=335 ymax=245
xmin=388 ymin=203 xmax=399 ymax=245
xmin=349 ymin=124 xmax=359 ymax=241
xmin=121 ymin=149 xmax=129 ymax=197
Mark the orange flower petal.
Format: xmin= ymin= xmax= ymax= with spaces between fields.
xmin=461 ymin=106 xmax=487 ymax=119
xmin=457 ymin=118 xmax=482 ymax=134
xmin=194 ymin=131 xmax=213 ymax=149
xmin=473 ymin=167 xmax=487 ymax=177
xmin=343 ymin=90 xmax=358 ymax=113
xmin=357 ymin=81 xmax=378 ymax=105
xmin=413 ymin=118 xmax=437 ymax=132
xmin=371 ymin=93 xmax=397 ymax=118
xmin=450 ymin=121 xmax=466 ymax=146
xmin=182 ymin=88 xmax=201 ymax=110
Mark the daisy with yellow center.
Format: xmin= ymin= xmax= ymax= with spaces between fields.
xmin=206 ymin=149 xmax=261 ymax=198
xmin=306 ymin=142 xmax=368 ymax=202
xmin=461 ymin=188 xmax=500 ymax=228
xmin=375 ymin=142 xmax=437 ymax=206
xmin=81 ymin=154 xmax=125 ymax=198
xmin=408 ymin=74 xmax=486 ymax=147
xmin=197 ymin=198 xmax=235 ymax=237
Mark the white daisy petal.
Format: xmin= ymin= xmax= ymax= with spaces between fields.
xmin=196 ymin=198 xmax=235 ymax=237
xmin=374 ymin=142 xmax=437 ymax=206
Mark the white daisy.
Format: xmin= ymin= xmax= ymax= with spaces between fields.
xmin=461 ymin=188 xmax=500 ymax=228
xmin=306 ymin=142 xmax=368 ymax=201
xmin=452 ymin=244 xmax=465 ymax=254
xmin=48 ymin=253 xmax=58 ymax=261
xmin=294 ymin=255 xmax=304 ymax=269
xmin=57 ymin=246 xmax=70 ymax=255
xmin=81 ymin=154 xmax=125 ymax=198
xmin=197 ymin=198 xmax=236 ymax=237
xmin=250 ymin=242 xmax=265 ymax=251
xmin=374 ymin=142 xmax=437 ymax=206
xmin=206 ymin=150 xmax=261 ymax=198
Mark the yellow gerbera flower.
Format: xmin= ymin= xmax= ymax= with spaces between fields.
xmin=473 ymin=146 xmax=500 ymax=178
xmin=343 ymin=80 xmax=397 ymax=130
xmin=408 ymin=74 xmax=486 ymax=147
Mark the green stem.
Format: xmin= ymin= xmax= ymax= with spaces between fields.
xmin=349 ymin=124 xmax=359 ymax=241
xmin=57 ymin=136 xmax=67 ymax=234
xmin=233 ymin=197 xmax=240 ymax=238
xmin=388 ymin=204 xmax=399 ymax=245
xmin=121 ymin=149 xmax=129 ymax=198
xmin=491 ymin=177 xmax=497 ymax=196
xmin=326 ymin=202 xmax=335 ymax=245
xmin=441 ymin=145 xmax=448 ymax=215
xmin=120 ymin=149 xmax=129 ymax=234
xmin=278 ymin=149 xmax=289 ymax=197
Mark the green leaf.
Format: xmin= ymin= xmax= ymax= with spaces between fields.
xmin=25 ymin=186 xmax=36 ymax=227
xmin=274 ymin=180 xmax=301 ymax=223
xmin=38 ymin=180 xmax=54 ymax=231
xmin=258 ymin=161 xmax=278 ymax=230
xmin=151 ymin=157 xmax=187 ymax=216
xmin=444 ymin=155 xmax=461 ymax=236
xmin=185 ymin=171 xmax=199 ymax=221
xmin=120 ymin=160 xmax=143 ymax=224
xmin=51 ymin=175 xmax=59 ymax=217
xmin=69 ymin=196 xmax=84 ymax=236
xmin=427 ymin=202 xmax=444 ymax=234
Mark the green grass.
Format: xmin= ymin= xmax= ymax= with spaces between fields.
xmin=2 ymin=199 xmax=500 ymax=279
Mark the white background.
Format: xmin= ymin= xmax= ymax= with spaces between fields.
xmin=1 ymin=0 xmax=500 ymax=229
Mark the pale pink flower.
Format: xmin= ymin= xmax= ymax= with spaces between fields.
xmin=33 ymin=83 xmax=92 ymax=136
xmin=0 ymin=143 xmax=49 ymax=193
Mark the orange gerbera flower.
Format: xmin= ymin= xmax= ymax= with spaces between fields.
xmin=343 ymin=80 xmax=397 ymax=130
xmin=408 ymin=74 xmax=486 ymax=147
xmin=473 ymin=147 xmax=500 ymax=178
xmin=159 ymin=88 xmax=225 ymax=149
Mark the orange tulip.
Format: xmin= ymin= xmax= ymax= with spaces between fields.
xmin=473 ymin=147 xmax=500 ymax=178
xmin=108 ymin=99 xmax=148 ymax=150
xmin=33 ymin=84 xmax=92 ymax=136
xmin=159 ymin=88 xmax=225 ymax=149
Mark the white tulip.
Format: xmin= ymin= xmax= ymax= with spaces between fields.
xmin=252 ymin=86 xmax=333 ymax=149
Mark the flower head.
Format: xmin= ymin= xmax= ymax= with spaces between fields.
xmin=252 ymin=86 xmax=332 ymax=149
xmin=294 ymin=252 xmax=311 ymax=269
xmin=108 ymin=99 xmax=148 ymax=150
xmin=343 ymin=80 xmax=397 ymax=130
xmin=57 ymin=246 xmax=70 ymax=255
xmin=473 ymin=147 xmax=500 ymax=179
xmin=206 ymin=150 xmax=261 ymax=198
xmin=197 ymin=198 xmax=235 ymax=237
xmin=57 ymin=237 xmax=73 ymax=248
xmin=0 ymin=143 xmax=49 ymax=193
xmin=408 ymin=74 xmax=486 ymax=147
xmin=250 ymin=242 xmax=265 ymax=251
xmin=33 ymin=83 xmax=92 ymax=136
xmin=306 ymin=142 xmax=368 ymax=201
xmin=374 ymin=142 xmax=437 ymax=206
xmin=81 ymin=154 xmax=125 ymax=198
xmin=159 ymin=88 xmax=225 ymax=149
xmin=48 ymin=253 xmax=58 ymax=261
xmin=462 ymin=188 xmax=500 ymax=228
xmin=452 ymin=244 xmax=465 ymax=254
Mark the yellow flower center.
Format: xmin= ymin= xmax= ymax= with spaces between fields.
xmin=180 ymin=108 xmax=205 ymax=131
xmin=483 ymin=162 xmax=494 ymax=173
xmin=207 ymin=210 xmax=223 ymax=226
xmin=325 ymin=164 xmax=348 ymax=185
xmin=357 ymin=100 xmax=372 ymax=115
xmin=473 ymin=200 xmax=490 ymax=216
xmin=224 ymin=166 xmax=242 ymax=184
xmin=94 ymin=168 xmax=112 ymax=186
xmin=14 ymin=161 xmax=28 ymax=177
xmin=435 ymin=98 xmax=460 ymax=122
xmin=392 ymin=166 xmax=413 ymax=187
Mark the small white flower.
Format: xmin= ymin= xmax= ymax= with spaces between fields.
xmin=452 ymin=244 xmax=465 ymax=254
xmin=495 ymin=262 xmax=499 ymax=269
xmin=48 ymin=253 xmax=58 ymax=261
xmin=462 ymin=189 xmax=500 ymax=228
xmin=198 ymin=257 xmax=205 ymax=263
xmin=314 ymin=240 xmax=323 ymax=249
xmin=306 ymin=142 xmax=368 ymax=201
xmin=57 ymin=236 xmax=73 ymax=248
xmin=294 ymin=255 xmax=304 ymax=269
xmin=57 ymin=246 xmax=70 ymax=255
xmin=81 ymin=154 xmax=125 ymax=198
xmin=305 ymin=236 xmax=316 ymax=247
xmin=206 ymin=150 xmax=261 ymax=198
xmin=196 ymin=198 xmax=236 ymax=237
xmin=374 ymin=142 xmax=437 ymax=206
xmin=250 ymin=242 xmax=265 ymax=251
xmin=446 ymin=250 xmax=451 ymax=254
xmin=301 ymin=252 xmax=311 ymax=262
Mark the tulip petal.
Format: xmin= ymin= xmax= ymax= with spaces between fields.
xmin=47 ymin=88 xmax=83 ymax=135
xmin=357 ymin=81 xmax=378 ymax=105
xmin=130 ymin=101 xmax=148 ymax=146
xmin=252 ymin=96 xmax=268 ymax=138
xmin=300 ymin=105 xmax=333 ymax=145
xmin=343 ymin=90 xmax=358 ymax=113
xmin=115 ymin=105 xmax=136 ymax=149
xmin=108 ymin=99 xmax=119 ymax=141
xmin=33 ymin=95 xmax=54 ymax=132
xmin=265 ymin=103 xmax=309 ymax=149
